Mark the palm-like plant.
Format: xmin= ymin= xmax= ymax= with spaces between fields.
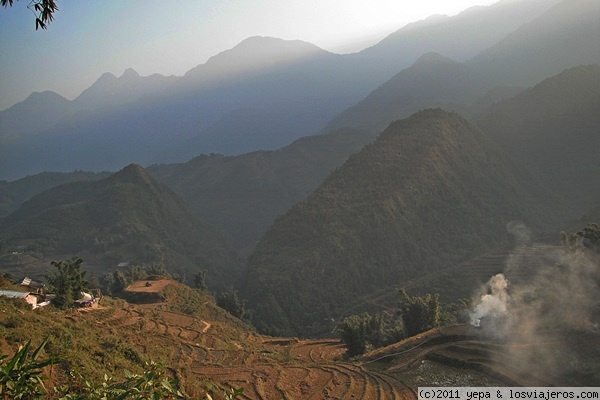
xmin=0 ymin=337 xmax=60 ymax=399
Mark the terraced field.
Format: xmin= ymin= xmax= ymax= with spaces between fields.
xmin=91 ymin=239 xmax=598 ymax=398
xmin=4 ymin=237 xmax=595 ymax=400
xmin=333 ymin=243 xmax=564 ymax=321
xmin=101 ymin=275 xmax=598 ymax=398
xmin=97 ymin=299 xmax=415 ymax=398
xmin=96 ymin=281 xmax=419 ymax=399
xmin=360 ymin=323 xmax=600 ymax=388
xmin=102 ymin=286 xmax=600 ymax=399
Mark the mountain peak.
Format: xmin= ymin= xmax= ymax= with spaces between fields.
xmin=97 ymin=72 xmax=117 ymax=82
xmin=202 ymin=36 xmax=328 ymax=70
xmin=242 ymin=108 xmax=551 ymax=336
xmin=115 ymin=163 xmax=148 ymax=176
xmin=412 ymin=52 xmax=455 ymax=67
xmin=109 ymin=163 xmax=155 ymax=186
xmin=235 ymin=36 xmax=324 ymax=53
xmin=183 ymin=35 xmax=330 ymax=84
xmin=121 ymin=68 xmax=140 ymax=79
xmin=25 ymin=90 xmax=69 ymax=104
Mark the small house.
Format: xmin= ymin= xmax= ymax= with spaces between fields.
xmin=20 ymin=277 xmax=46 ymax=292
xmin=0 ymin=290 xmax=39 ymax=309
xmin=75 ymin=291 xmax=95 ymax=308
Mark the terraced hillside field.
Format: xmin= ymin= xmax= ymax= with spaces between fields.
xmin=118 ymin=281 xmax=419 ymax=399
xmin=2 ymin=276 xmax=598 ymax=399
xmin=330 ymin=243 xmax=565 ymax=324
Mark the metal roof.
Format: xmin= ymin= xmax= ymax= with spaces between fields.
xmin=0 ymin=290 xmax=31 ymax=299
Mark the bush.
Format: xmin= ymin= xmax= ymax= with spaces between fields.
xmin=399 ymin=289 xmax=440 ymax=337
xmin=216 ymin=291 xmax=248 ymax=320
xmin=338 ymin=312 xmax=402 ymax=357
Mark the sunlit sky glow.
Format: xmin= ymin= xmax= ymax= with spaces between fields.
xmin=0 ymin=0 xmax=498 ymax=111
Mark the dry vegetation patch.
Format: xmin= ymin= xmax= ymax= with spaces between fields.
xmin=124 ymin=278 xmax=173 ymax=293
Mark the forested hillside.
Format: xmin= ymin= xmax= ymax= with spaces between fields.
xmin=0 ymin=164 xmax=240 ymax=290
xmin=477 ymin=64 xmax=600 ymax=216
xmin=241 ymin=109 xmax=552 ymax=336
xmin=148 ymin=129 xmax=374 ymax=254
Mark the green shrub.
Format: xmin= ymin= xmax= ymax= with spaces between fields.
xmin=399 ymin=289 xmax=440 ymax=337
xmin=0 ymin=337 xmax=60 ymax=399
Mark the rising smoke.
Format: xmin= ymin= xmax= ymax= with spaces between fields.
xmin=469 ymin=273 xmax=509 ymax=337
xmin=468 ymin=221 xmax=600 ymax=383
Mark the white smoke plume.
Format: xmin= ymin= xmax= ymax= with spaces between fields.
xmin=469 ymin=273 xmax=510 ymax=336
xmin=468 ymin=223 xmax=600 ymax=384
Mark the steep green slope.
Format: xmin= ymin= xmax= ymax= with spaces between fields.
xmin=241 ymin=109 xmax=550 ymax=336
xmin=149 ymin=128 xmax=374 ymax=255
xmin=477 ymin=64 xmax=600 ymax=217
xmin=0 ymin=164 xmax=240 ymax=290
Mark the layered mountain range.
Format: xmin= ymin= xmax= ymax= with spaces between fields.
xmin=1 ymin=0 xmax=599 ymax=336
xmin=2 ymin=0 xmax=592 ymax=181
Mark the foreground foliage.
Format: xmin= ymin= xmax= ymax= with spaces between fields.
xmin=0 ymin=337 xmax=59 ymax=399
xmin=0 ymin=341 xmax=186 ymax=399
xmin=58 ymin=361 xmax=184 ymax=400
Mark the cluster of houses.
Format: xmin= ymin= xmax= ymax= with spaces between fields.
xmin=0 ymin=277 xmax=49 ymax=309
xmin=0 ymin=277 xmax=99 ymax=309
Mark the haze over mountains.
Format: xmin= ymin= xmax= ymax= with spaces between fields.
xmin=1 ymin=0 xmax=600 ymax=339
xmin=1 ymin=0 xmax=588 ymax=181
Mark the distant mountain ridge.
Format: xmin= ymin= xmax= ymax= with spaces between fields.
xmin=477 ymin=64 xmax=600 ymax=215
xmin=321 ymin=52 xmax=487 ymax=134
xmin=355 ymin=0 xmax=561 ymax=78
xmin=75 ymin=68 xmax=177 ymax=109
xmin=0 ymin=0 xmax=569 ymax=180
xmin=324 ymin=0 xmax=600 ymax=136
xmin=0 ymin=69 xmax=176 ymax=140
xmin=181 ymin=36 xmax=334 ymax=86
xmin=468 ymin=0 xmax=600 ymax=86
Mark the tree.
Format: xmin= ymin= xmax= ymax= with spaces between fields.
xmin=1 ymin=0 xmax=58 ymax=30
xmin=145 ymin=264 xmax=167 ymax=277
xmin=339 ymin=314 xmax=369 ymax=356
xmin=577 ymin=223 xmax=600 ymax=252
xmin=338 ymin=312 xmax=390 ymax=357
xmin=193 ymin=270 xmax=207 ymax=291
xmin=398 ymin=289 xmax=440 ymax=337
xmin=216 ymin=291 xmax=247 ymax=320
xmin=46 ymin=257 xmax=89 ymax=308
xmin=110 ymin=270 xmax=130 ymax=294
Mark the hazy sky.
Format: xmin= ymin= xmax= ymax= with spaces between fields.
xmin=0 ymin=0 xmax=498 ymax=111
